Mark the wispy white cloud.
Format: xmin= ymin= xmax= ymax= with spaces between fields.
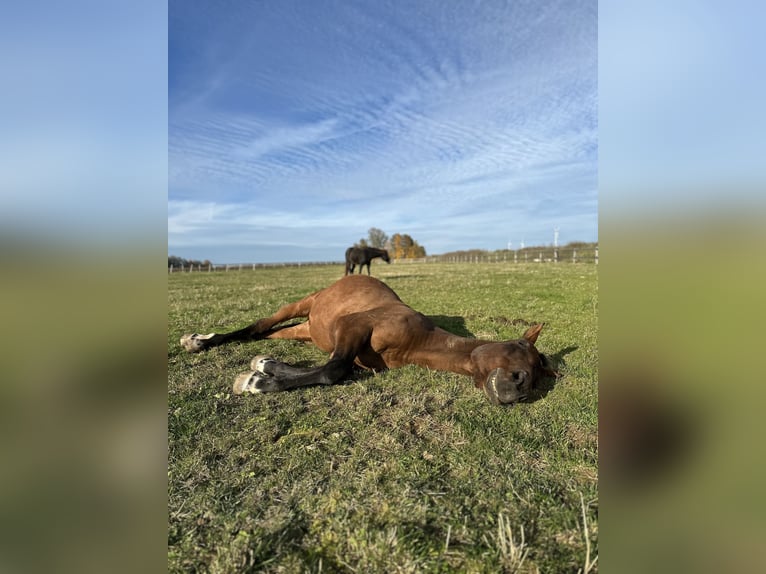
xmin=232 ymin=118 xmax=340 ymax=160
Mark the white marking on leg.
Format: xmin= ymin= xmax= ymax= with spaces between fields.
xmin=233 ymin=371 xmax=265 ymax=394
xmin=251 ymin=355 xmax=276 ymax=373
xmin=180 ymin=333 xmax=217 ymax=352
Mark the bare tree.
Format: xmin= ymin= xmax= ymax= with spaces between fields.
xmin=367 ymin=227 xmax=388 ymax=249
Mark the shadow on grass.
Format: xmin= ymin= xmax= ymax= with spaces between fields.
xmin=244 ymin=510 xmax=312 ymax=573
xmin=427 ymin=315 xmax=475 ymax=338
xmin=529 ymin=345 xmax=579 ymax=403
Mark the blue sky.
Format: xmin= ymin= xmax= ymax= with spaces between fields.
xmin=169 ymin=0 xmax=597 ymax=263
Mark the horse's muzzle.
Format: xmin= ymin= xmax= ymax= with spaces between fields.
xmin=484 ymin=368 xmax=529 ymax=405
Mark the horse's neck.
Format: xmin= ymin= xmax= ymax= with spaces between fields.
xmin=416 ymin=329 xmax=490 ymax=376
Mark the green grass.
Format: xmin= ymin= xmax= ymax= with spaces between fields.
xmin=168 ymin=262 xmax=597 ymax=572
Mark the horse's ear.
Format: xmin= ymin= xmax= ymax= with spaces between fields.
xmin=522 ymin=323 xmax=544 ymax=344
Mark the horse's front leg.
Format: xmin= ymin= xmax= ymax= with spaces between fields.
xmin=233 ymin=314 xmax=373 ymax=394
xmin=233 ymin=354 xmax=354 ymax=394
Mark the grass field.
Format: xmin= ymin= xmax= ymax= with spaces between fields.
xmin=168 ymin=262 xmax=598 ymax=573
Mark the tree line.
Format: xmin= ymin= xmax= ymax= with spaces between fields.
xmin=438 ymin=241 xmax=597 ymax=261
xmin=168 ymin=255 xmax=212 ymax=269
xmin=354 ymin=227 xmax=426 ymax=259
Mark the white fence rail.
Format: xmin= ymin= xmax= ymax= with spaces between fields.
xmin=169 ymin=248 xmax=597 ymax=273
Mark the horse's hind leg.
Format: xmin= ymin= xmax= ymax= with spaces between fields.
xmin=180 ymin=292 xmax=317 ymax=353
xmin=260 ymin=321 xmax=311 ymax=341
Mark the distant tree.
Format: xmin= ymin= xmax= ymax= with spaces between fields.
xmin=367 ymin=227 xmax=388 ymax=249
xmin=390 ymin=233 xmax=426 ymax=259
xmin=355 ymin=238 xmax=369 ymax=248
xmin=410 ymin=242 xmax=426 ymax=258
xmin=389 ymin=233 xmax=406 ymax=259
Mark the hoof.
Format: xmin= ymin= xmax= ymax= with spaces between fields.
xmin=180 ymin=333 xmax=215 ymax=353
xmin=233 ymin=371 xmax=268 ymax=395
xmin=250 ymin=355 xmax=277 ymax=374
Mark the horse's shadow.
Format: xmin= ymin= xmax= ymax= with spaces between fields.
xmin=427 ymin=315 xmax=475 ymax=338
xmin=529 ymin=345 xmax=579 ymax=403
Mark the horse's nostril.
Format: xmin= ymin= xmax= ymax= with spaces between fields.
xmin=512 ymin=371 xmax=528 ymax=385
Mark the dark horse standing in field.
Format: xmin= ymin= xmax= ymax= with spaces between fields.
xmin=180 ymin=274 xmax=558 ymax=405
xmin=345 ymin=246 xmax=390 ymax=276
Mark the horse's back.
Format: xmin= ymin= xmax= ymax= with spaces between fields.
xmin=315 ymin=275 xmax=401 ymax=314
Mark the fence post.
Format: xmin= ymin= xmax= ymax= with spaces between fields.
xmin=573 ymin=250 xmax=577 ymax=263
xmin=554 ymin=249 xmax=558 ymax=263
xmin=169 ymin=265 xmax=173 ymax=273
xmin=539 ymin=251 xmax=542 ymax=263
xmin=595 ymin=248 xmax=599 ymax=265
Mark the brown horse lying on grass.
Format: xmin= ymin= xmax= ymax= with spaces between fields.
xmin=181 ymin=275 xmax=558 ymax=405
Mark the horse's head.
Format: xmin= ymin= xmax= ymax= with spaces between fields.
xmin=470 ymin=324 xmax=557 ymax=405
xmin=382 ymin=250 xmax=391 ymax=263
